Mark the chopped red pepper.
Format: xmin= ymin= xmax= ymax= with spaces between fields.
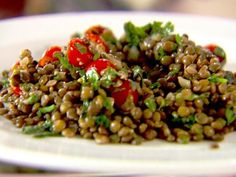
xmin=85 ymin=25 xmax=110 ymax=52
xmin=85 ymin=58 xmax=115 ymax=75
xmin=38 ymin=46 xmax=61 ymax=67
xmin=12 ymin=86 xmax=22 ymax=96
xmin=111 ymin=80 xmax=138 ymax=110
xmin=67 ymin=38 xmax=93 ymax=68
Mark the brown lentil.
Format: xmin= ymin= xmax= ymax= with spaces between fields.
xmin=95 ymin=134 xmax=110 ymax=144
xmin=53 ymin=119 xmax=66 ymax=133
xmin=62 ymin=128 xmax=76 ymax=138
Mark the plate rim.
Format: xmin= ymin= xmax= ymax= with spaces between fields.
xmin=0 ymin=11 xmax=236 ymax=175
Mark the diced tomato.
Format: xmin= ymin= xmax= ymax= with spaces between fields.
xmin=111 ymin=80 xmax=138 ymax=109
xmin=85 ymin=58 xmax=115 ymax=75
xmin=85 ymin=25 xmax=109 ymax=52
xmin=67 ymin=38 xmax=93 ymax=67
xmin=38 ymin=46 xmax=61 ymax=67
xmin=12 ymin=86 xmax=22 ymax=96
xmin=205 ymin=44 xmax=226 ymax=64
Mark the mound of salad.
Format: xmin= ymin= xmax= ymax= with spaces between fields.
xmin=0 ymin=21 xmax=235 ymax=144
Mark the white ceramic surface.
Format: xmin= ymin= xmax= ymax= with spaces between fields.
xmin=0 ymin=12 xmax=236 ymax=176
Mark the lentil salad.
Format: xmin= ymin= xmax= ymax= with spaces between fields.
xmin=0 ymin=21 xmax=235 ymax=144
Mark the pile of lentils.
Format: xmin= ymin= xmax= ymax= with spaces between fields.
xmin=0 ymin=21 xmax=236 ymax=144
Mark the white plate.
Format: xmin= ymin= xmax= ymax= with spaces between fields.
xmin=0 ymin=12 xmax=236 ymax=176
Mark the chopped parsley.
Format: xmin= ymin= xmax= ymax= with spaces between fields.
xmin=54 ymin=52 xmax=73 ymax=70
xmin=75 ymin=43 xmax=87 ymax=54
xmin=175 ymin=34 xmax=182 ymax=46
xmin=154 ymin=44 xmax=165 ymax=60
xmin=103 ymin=97 xmax=115 ymax=113
xmin=208 ymin=74 xmax=228 ymax=84
xmin=168 ymin=67 xmax=180 ymax=76
xmin=144 ymin=96 xmax=157 ymax=112
xmin=150 ymin=82 xmax=160 ymax=89
xmin=101 ymin=30 xmax=117 ymax=44
xmin=95 ymin=114 xmax=110 ymax=128
xmin=93 ymin=52 xmax=101 ymax=60
xmin=100 ymin=67 xmax=118 ymax=88
xmin=213 ymin=46 xmax=226 ymax=59
xmin=132 ymin=65 xmax=143 ymax=79
xmin=124 ymin=22 xmax=150 ymax=46
xmin=25 ymin=94 xmax=40 ymax=105
xmin=1 ymin=79 xmax=9 ymax=88
xmin=22 ymin=120 xmax=58 ymax=138
xmin=54 ymin=52 xmax=85 ymax=77
xmin=170 ymin=112 xmax=195 ymax=128
xmin=151 ymin=21 xmax=174 ymax=36
xmin=86 ymin=68 xmax=100 ymax=89
xmin=124 ymin=21 xmax=174 ymax=46
xmin=37 ymin=104 xmax=56 ymax=117
xmin=185 ymin=92 xmax=210 ymax=101
xmin=225 ymin=107 xmax=236 ymax=125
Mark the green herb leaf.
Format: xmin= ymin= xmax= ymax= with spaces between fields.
xmin=151 ymin=21 xmax=174 ymax=36
xmin=75 ymin=43 xmax=87 ymax=54
xmin=124 ymin=21 xmax=174 ymax=47
xmin=208 ymin=74 xmax=228 ymax=84
xmin=154 ymin=44 xmax=165 ymax=60
xmin=168 ymin=67 xmax=180 ymax=76
xmin=101 ymin=30 xmax=117 ymax=44
xmin=81 ymin=100 xmax=90 ymax=118
xmin=100 ymin=67 xmax=118 ymax=88
xmin=71 ymin=32 xmax=82 ymax=39
xmin=175 ymin=34 xmax=182 ymax=46
xmin=54 ymin=52 xmax=73 ymax=70
xmin=22 ymin=120 xmax=58 ymax=138
xmin=34 ymin=131 xmax=60 ymax=138
xmin=150 ymin=82 xmax=160 ymax=89
xmin=124 ymin=22 xmax=144 ymax=46
xmin=26 ymin=94 xmax=40 ymax=105
xmin=226 ymin=107 xmax=236 ymax=125
xmin=95 ymin=114 xmax=110 ymax=128
xmin=213 ymin=46 xmax=226 ymax=59
xmin=170 ymin=112 xmax=195 ymax=128
xmin=37 ymin=104 xmax=56 ymax=117
xmin=1 ymin=79 xmax=9 ymax=88
xmin=159 ymin=98 xmax=168 ymax=108
xmin=75 ymin=68 xmax=85 ymax=77
xmin=93 ymin=52 xmax=100 ymax=60
xmin=144 ymin=96 xmax=157 ymax=112
xmin=103 ymin=97 xmax=115 ymax=113
xmin=54 ymin=51 xmax=86 ymax=77
xmin=132 ymin=65 xmax=143 ymax=78
xmin=86 ymin=68 xmax=100 ymax=90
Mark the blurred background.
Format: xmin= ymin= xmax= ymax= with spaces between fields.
xmin=0 ymin=0 xmax=236 ymax=19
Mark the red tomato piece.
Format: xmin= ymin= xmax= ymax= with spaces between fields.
xmin=38 ymin=46 xmax=61 ymax=67
xmin=67 ymin=38 xmax=93 ymax=67
xmin=85 ymin=25 xmax=109 ymax=52
xmin=85 ymin=58 xmax=115 ymax=75
xmin=12 ymin=86 xmax=22 ymax=96
xmin=111 ymin=80 xmax=138 ymax=109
